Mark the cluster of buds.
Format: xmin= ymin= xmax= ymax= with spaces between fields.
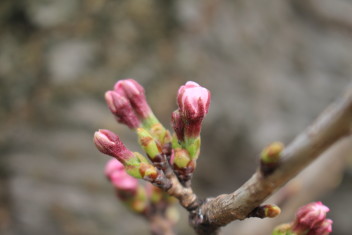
xmin=272 ymin=202 xmax=333 ymax=235
xmin=94 ymin=79 xmax=210 ymax=221
xmin=95 ymin=79 xmax=210 ymax=187
xmin=171 ymin=82 xmax=211 ymax=184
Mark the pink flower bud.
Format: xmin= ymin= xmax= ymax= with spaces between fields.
xmin=308 ymin=219 xmax=333 ymax=235
xmin=171 ymin=110 xmax=185 ymax=141
xmin=293 ymin=202 xmax=330 ymax=233
xmin=105 ymin=91 xmax=140 ymax=129
xmin=94 ymin=129 xmax=134 ymax=162
xmin=104 ymin=158 xmax=124 ymax=177
xmin=105 ymin=159 xmax=138 ymax=192
xmin=176 ymin=81 xmax=211 ymax=138
xmin=114 ymin=79 xmax=152 ymax=119
xmin=110 ymin=171 xmax=138 ymax=192
xmin=177 ymin=81 xmax=210 ymax=121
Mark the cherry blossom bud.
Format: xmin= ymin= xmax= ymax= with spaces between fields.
xmin=94 ymin=129 xmax=160 ymax=179
xmin=293 ymin=201 xmax=329 ymax=231
xmin=105 ymin=159 xmax=138 ymax=192
xmin=94 ymin=129 xmax=134 ymax=162
xmin=114 ymin=79 xmax=152 ymax=119
xmin=105 ymin=91 xmax=140 ymax=129
xmin=291 ymin=202 xmax=332 ymax=235
xmin=272 ymin=202 xmax=332 ymax=235
xmin=104 ymin=158 xmax=125 ymax=177
xmin=110 ymin=172 xmax=138 ymax=192
xmin=177 ymin=81 xmax=210 ymax=138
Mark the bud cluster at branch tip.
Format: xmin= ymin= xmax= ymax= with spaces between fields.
xmin=260 ymin=142 xmax=284 ymax=175
xmin=272 ymin=201 xmax=332 ymax=235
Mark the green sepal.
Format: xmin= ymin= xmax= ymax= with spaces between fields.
xmin=174 ymin=149 xmax=191 ymax=168
xmin=172 ymin=133 xmax=182 ymax=149
xmin=137 ymin=128 xmax=161 ymax=160
xmin=124 ymin=152 xmax=153 ymax=178
xmin=185 ymin=137 xmax=201 ymax=160
xmin=149 ymin=123 xmax=166 ymax=144
xmin=141 ymin=113 xmax=159 ymax=130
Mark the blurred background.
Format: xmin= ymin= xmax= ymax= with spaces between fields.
xmin=0 ymin=0 xmax=352 ymax=234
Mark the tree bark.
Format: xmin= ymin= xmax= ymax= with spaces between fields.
xmin=191 ymin=88 xmax=352 ymax=231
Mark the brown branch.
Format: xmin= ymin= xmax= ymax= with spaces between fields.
xmin=234 ymin=136 xmax=352 ymax=235
xmin=149 ymin=214 xmax=175 ymax=235
xmin=160 ymin=143 xmax=201 ymax=211
xmin=166 ymin=174 xmax=200 ymax=210
xmin=192 ymin=89 xmax=352 ymax=231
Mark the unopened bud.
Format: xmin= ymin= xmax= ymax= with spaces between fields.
xmin=114 ymin=79 xmax=152 ymax=119
xmin=94 ymin=129 xmax=135 ymax=162
xmin=293 ymin=201 xmax=330 ymax=233
xmin=105 ymin=91 xmax=140 ymax=129
xmin=177 ymin=81 xmax=211 ymax=138
xmin=104 ymin=159 xmax=138 ymax=193
xmin=105 ymin=158 xmax=125 ymax=177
